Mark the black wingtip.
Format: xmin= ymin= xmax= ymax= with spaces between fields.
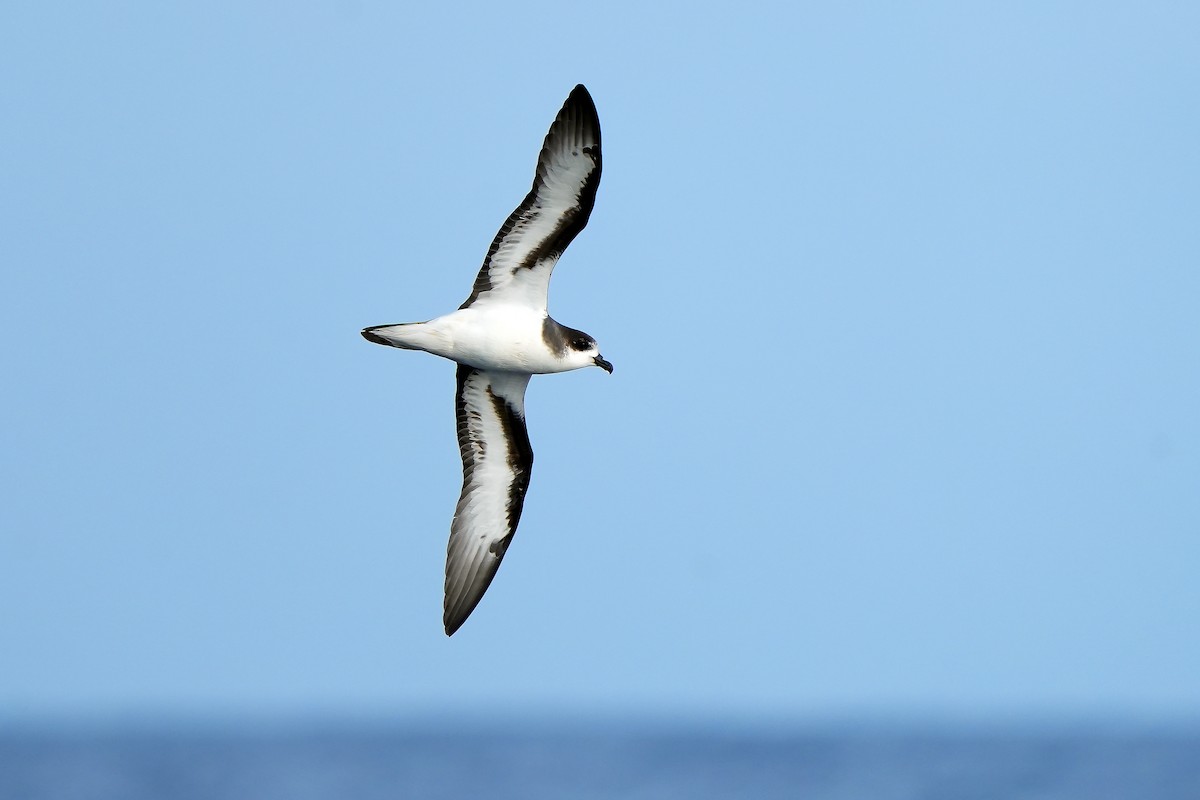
xmin=444 ymin=604 xmax=474 ymax=637
xmin=443 ymin=573 xmax=499 ymax=637
xmin=567 ymin=84 xmax=596 ymax=111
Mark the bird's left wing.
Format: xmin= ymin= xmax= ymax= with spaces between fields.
xmin=443 ymin=366 xmax=534 ymax=635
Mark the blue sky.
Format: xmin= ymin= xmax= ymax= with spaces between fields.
xmin=2 ymin=1 xmax=1198 ymax=723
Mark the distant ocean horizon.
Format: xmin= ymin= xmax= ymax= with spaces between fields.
xmin=3 ymin=715 xmax=1198 ymax=800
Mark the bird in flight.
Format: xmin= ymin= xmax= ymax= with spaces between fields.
xmin=361 ymin=85 xmax=611 ymax=636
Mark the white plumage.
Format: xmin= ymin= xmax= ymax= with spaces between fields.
xmin=362 ymin=85 xmax=611 ymax=635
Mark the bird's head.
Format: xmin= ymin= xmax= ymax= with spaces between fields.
xmin=566 ymin=332 xmax=613 ymax=374
xmin=546 ymin=318 xmax=612 ymax=374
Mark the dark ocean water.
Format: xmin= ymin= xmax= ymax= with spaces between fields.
xmin=2 ymin=720 xmax=1198 ymax=800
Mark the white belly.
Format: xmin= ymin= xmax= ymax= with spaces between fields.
xmin=423 ymin=305 xmax=567 ymax=373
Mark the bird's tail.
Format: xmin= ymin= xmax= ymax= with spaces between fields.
xmin=361 ymin=323 xmax=425 ymax=350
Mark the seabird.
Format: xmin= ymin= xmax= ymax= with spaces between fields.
xmin=361 ymin=85 xmax=611 ymax=636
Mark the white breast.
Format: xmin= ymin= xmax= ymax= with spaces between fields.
xmin=425 ymin=305 xmax=566 ymax=373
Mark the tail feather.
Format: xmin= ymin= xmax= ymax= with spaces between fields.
xmin=361 ymin=323 xmax=421 ymax=350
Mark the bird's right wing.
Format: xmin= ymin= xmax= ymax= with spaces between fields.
xmin=459 ymin=84 xmax=602 ymax=312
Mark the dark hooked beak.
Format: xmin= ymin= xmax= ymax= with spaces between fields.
xmin=593 ymin=355 xmax=614 ymax=374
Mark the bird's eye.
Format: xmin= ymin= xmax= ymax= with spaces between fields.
xmin=571 ymin=337 xmax=591 ymax=351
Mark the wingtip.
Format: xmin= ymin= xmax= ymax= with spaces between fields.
xmin=443 ymin=587 xmax=476 ymax=637
xmin=443 ymin=609 xmax=467 ymax=637
xmin=443 ymin=587 xmax=486 ymax=637
xmin=568 ymin=83 xmax=595 ymax=107
xmin=560 ymin=84 xmax=600 ymax=149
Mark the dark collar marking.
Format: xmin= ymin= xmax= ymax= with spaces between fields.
xmin=541 ymin=316 xmax=568 ymax=356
